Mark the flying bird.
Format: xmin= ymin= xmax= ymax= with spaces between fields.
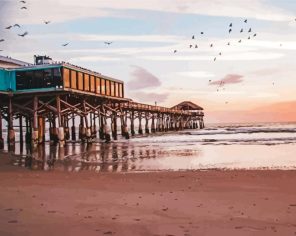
xmin=44 ymin=21 xmax=51 ymax=24
xmin=229 ymin=28 xmax=232 ymax=33
xmin=104 ymin=41 xmax=112 ymax=45
xmin=189 ymin=44 xmax=193 ymax=48
xmin=210 ymin=43 xmax=213 ymax=47
xmin=62 ymin=42 xmax=69 ymax=46
xmin=227 ymin=42 xmax=230 ymax=46
xmin=238 ymin=39 xmax=242 ymax=43
xmin=173 ymin=50 xmax=177 ymax=53
xmin=0 ymin=39 xmax=4 ymax=42
xmin=20 ymin=0 xmax=26 ymax=3
xmin=21 ymin=6 xmax=27 ymax=9
xmin=219 ymin=52 xmax=222 ymax=56
xmin=18 ymin=31 xmax=28 ymax=37
xmin=192 ymin=35 xmax=195 ymax=39
xmin=248 ymin=36 xmax=251 ymax=40
xmin=229 ymin=23 xmax=232 ymax=27
xmin=195 ymin=45 xmax=198 ymax=48
xmin=5 ymin=25 xmax=12 ymax=29
xmin=200 ymin=32 xmax=204 ymax=35
xmin=14 ymin=24 xmax=20 ymax=28
xmin=240 ymin=28 xmax=243 ymax=33
xmin=244 ymin=19 xmax=248 ymax=23
xmin=253 ymin=33 xmax=257 ymax=37
xmin=248 ymin=28 xmax=252 ymax=33
xmin=214 ymin=57 xmax=216 ymax=61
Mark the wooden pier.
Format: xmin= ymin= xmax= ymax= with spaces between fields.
xmin=0 ymin=56 xmax=204 ymax=150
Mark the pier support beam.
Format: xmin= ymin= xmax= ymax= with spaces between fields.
xmin=138 ymin=112 xmax=143 ymax=135
xmin=7 ymin=97 xmax=15 ymax=150
xmin=56 ymin=96 xmax=65 ymax=147
xmin=151 ymin=115 xmax=156 ymax=133
xmin=130 ymin=111 xmax=135 ymax=136
xmin=31 ymin=96 xmax=39 ymax=148
xmin=112 ymin=113 xmax=118 ymax=140
xmin=145 ymin=116 xmax=149 ymax=134
xmin=71 ymin=114 xmax=76 ymax=141
xmin=0 ymin=112 xmax=4 ymax=149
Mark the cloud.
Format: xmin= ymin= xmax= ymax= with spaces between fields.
xmin=3 ymin=0 xmax=294 ymax=25
xmin=210 ymin=74 xmax=244 ymax=86
xmin=127 ymin=66 xmax=161 ymax=90
xmin=130 ymin=92 xmax=169 ymax=104
xmin=176 ymin=71 xmax=215 ymax=78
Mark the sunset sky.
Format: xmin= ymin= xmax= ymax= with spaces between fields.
xmin=0 ymin=0 xmax=295 ymax=123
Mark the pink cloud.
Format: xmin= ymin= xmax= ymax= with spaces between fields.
xmin=127 ymin=66 xmax=161 ymax=90
xmin=210 ymin=74 xmax=244 ymax=86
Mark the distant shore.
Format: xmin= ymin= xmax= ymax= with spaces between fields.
xmin=0 ymin=152 xmax=296 ymax=236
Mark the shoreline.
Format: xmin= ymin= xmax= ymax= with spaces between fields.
xmin=1 ymin=152 xmax=296 ymax=235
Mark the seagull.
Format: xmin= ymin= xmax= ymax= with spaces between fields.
xmin=209 ymin=80 xmax=212 ymax=83
xmin=253 ymin=33 xmax=257 ymax=37
xmin=0 ymin=49 xmax=3 ymax=51
xmin=62 ymin=42 xmax=69 ymax=47
xmin=14 ymin=24 xmax=21 ymax=28
xmin=18 ymin=31 xmax=28 ymax=37
xmin=240 ymin=28 xmax=243 ymax=33
xmin=219 ymin=52 xmax=222 ymax=56
xmin=104 ymin=41 xmax=112 ymax=45
xmin=5 ymin=25 xmax=13 ymax=29
xmin=173 ymin=50 xmax=177 ymax=53
xmin=248 ymin=36 xmax=251 ymax=40
xmin=195 ymin=45 xmax=198 ymax=48
xmin=214 ymin=57 xmax=216 ymax=61
xmin=20 ymin=0 xmax=26 ymax=3
xmin=192 ymin=35 xmax=195 ymax=39
xmin=229 ymin=28 xmax=232 ymax=34
xmin=238 ymin=39 xmax=242 ymax=43
xmin=210 ymin=43 xmax=213 ymax=47
xmin=44 ymin=21 xmax=51 ymax=24
xmin=248 ymin=28 xmax=252 ymax=33
xmin=227 ymin=42 xmax=230 ymax=45
xmin=244 ymin=19 xmax=248 ymax=23
xmin=21 ymin=6 xmax=27 ymax=9
xmin=0 ymin=39 xmax=4 ymax=42
xmin=229 ymin=23 xmax=232 ymax=27
xmin=200 ymin=32 xmax=204 ymax=35
xmin=189 ymin=45 xmax=193 ymax=48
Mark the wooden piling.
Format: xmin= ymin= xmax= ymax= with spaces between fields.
xmin=0 ymin=112 xmax=4 ymax=149
xmin=7 ymin=97 xmax=15 ymax=150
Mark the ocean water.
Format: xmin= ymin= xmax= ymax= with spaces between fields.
xmin=1 ymin=122 xmax=296 ymax=172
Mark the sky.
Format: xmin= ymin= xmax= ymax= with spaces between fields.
xmin=0 ymin=0 xmax=296 ymax=123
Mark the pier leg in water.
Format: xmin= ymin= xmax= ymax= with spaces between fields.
xmin=130 ymin=111 xmax=135 ymax=136
xmin=138 ymin=112 xmax=143 ymax=135
xmin=112 ymin=113 xmax=118 ymax=140
xmin=104 ymin=122 xmax=111 ymax=143
xmin=7 ymin=97 xmax=15 ymax=150
xmin=0 ymin=112 xmax=4 ymax=149
xmin=38 ymin=116 xmax=45 ymax=144
xmin=71 ymin=114 xmax=76 ymax=141
xmin=56 ymin=96 xmax=65 ymax=147
xmin=145 ymin=116 xmax=149 ymax=134
xmin=99 ymin=114 xmax=105 ymax=140
xmin=151 ymin=115 xmax=156 ymax=133
xmin=31 ymin=96 xmax=39 ymax=148
xmin=79 ymin=116 xmax=86 ymax=142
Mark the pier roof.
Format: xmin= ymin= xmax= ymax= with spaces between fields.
xmin=171 ymin=101 xmax=203 ymax=110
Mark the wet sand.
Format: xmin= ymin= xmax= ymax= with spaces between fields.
xmin=0 ymin=154 xmax=296 ymax=236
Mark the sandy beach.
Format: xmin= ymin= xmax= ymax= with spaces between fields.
xmin=0 ymin=153 xmax=296 ymax=236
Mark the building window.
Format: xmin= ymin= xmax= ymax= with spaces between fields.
xmin=96 ymin=77 xmax=100 ymax=94
xmin=78 ymin=72 xmax=83 ymax=90
xmin=90 ymin=75 xmax=95 ymax=92
xmin=53 ymin=68 xmax=62 ymax=87
xmin=101 ymin=79 xmax=105 ymax=95
xmin=70 ymin=70 xmax=77 ymax=89
xmin=115 ymin=83 xmax=119 ymax=97
xmin=84 ymin=73 xmax=90 ymax=91
xmin=105 ymin=80 xmax=110 ymax=96
xmin=110 ymin=81 xmax=115 ymax=96
xmin=119 ymin=83 xmax=123 ymax=97
xmin=63 ymin=68 xmax=70 ymax=88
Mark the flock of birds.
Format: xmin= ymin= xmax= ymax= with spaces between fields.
xmin=173 ymin=18 xmax=258 ymax=63
xmin=0 ymin=0 xmax=114 ymax=51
